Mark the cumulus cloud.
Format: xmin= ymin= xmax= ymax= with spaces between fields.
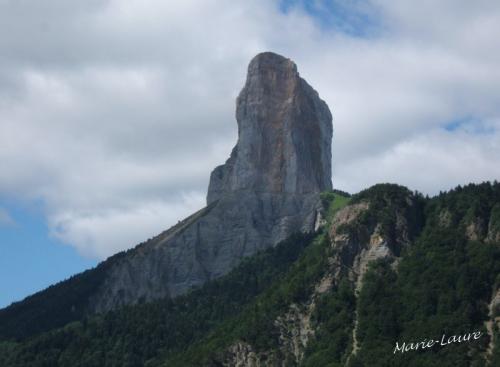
xmin=0 ymin=0 xmax=499 ymax=258
xmin=334 ymin=120 xmax=500 ymax=194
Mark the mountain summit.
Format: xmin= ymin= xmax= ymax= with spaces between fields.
xmin=208 ymin=52 xmax=332 ymax=204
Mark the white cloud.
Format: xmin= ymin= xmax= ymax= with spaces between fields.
xmin=334 ymin=121 xmax=500 ymax=194
xmin=0 ymin=0 xmax=499 ymax=258
xmin=49 ymin=191 xmax=205 ymax=259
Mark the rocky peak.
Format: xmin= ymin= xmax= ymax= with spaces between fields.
xmin=0 ymin=53 xmax=334 ymax=320
xmin=85 ymin=52 xmax=334 ymax=313
xmin=207 ymin=52 xmax=332 ymax=204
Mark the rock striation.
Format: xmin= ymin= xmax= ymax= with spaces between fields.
xmin=89 ymin=52 xmax=333 ymax=312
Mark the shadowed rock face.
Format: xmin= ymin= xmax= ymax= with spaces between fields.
xmin=89 ymin=52 xmax=333 ymax=313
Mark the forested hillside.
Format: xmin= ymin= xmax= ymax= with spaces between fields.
xmin=1 ymin=183 xmax=499 ymax=366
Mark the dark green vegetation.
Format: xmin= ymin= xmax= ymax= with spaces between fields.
xmin=0 ymin=255 xmax=109 ymax=340
xmin=0 ymin=238 xmax=155 ymax=340
xmin=350 ymin=182 xmax=500 ymax=367
xmin=163 ymin=232 xmax=335 ymax=366
xmin=1 ymin=183 xmax=500 ymax=366
xmin=0 ymin=229 xmax=321 ymax=367
xmin=301 ymin=278 xmax=356 ymax=367
xmin=349 ymin=183 xmax=426 ymax=245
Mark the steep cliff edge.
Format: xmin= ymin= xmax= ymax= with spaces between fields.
xmin=89 ymin=52 xmax=333 ymax=313
xmin=207 ymin=52 xmax=332 ymax=203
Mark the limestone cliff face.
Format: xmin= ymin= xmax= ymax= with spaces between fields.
xmin=207 ymin=52 xmax=332 ymax=203
xmin=89 ymin=52 xmax=333 ymax=313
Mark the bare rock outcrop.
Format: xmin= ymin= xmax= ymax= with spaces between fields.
xmin=220 ymin=272 xmax=334 ymax=367
xmin=487 ymin=204 xmax=500 ymax=243
xmin=327 ymin=188 xmax=422 ymax=289
xmin=89 ymin=52 xmax=333 ymax=313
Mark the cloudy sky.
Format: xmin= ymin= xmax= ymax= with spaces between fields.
xmin=1 ymin=0 xmax=500 ymax=307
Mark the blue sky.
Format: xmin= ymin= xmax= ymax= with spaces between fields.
xmin=280 ymin=0 xmax=380 ymax=36
xmin=0 ymin=0 xmax=499 ymax=308
xmin=0 ymin=200 xmax=95 ymax=308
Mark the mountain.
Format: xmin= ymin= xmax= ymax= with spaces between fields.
xmin=1 ymin=53 xmax=499 ymax=366
xmin=0 ymin=52 xmax=332 ymax=337
xmin=1 ymin=183 xmax=499 ymax=367
xmin=89 ymin=52 xmax=332 ymax=313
